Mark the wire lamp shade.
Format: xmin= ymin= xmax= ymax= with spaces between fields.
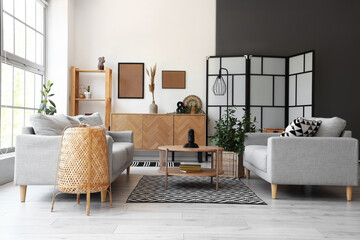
xmin=212 ymin=68 xmax=229 ymax=96
xmin=212 ymin=75 xmax=227 ymax=96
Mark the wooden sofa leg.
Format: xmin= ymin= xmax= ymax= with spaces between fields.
xmin=271 ymin=184 xmax=277 ymax=199
xmin=20 ymin=185 xmax=27 ymax=202
xmin=346 ymin=186 xmax=352 ymax=201
xmin=101 ymin=190 xmax=107 ymax=203
xmin=246 ymin=169 xmax=250 ymax=179
xmin=127 ymin=166 xmax=130 ymax=175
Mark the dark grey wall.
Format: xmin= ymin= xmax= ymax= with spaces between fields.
xmin=216 ymin=0 xmax=360 ymax=140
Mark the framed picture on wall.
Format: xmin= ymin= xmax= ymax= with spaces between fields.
xmin=162 ymin=71 xmax=186 ymax=89
xmin=118 ymin=63 xmax=144 ymax=98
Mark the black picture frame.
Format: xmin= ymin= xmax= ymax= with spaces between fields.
xmin=118 ymin=62 xmax=144 ymax=99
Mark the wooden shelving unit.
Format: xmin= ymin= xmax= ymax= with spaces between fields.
xmin=70 ymin=66 xmax=112 ymax=129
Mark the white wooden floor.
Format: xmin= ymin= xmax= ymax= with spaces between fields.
xmin=0 ymin=165 xmax=359 ymax=240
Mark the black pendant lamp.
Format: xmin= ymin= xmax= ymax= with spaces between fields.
xmin=212 ymin=68 xmax=228 ymax=96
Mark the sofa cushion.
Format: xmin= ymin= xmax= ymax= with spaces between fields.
xmin=313 ymin=117 xmax=346 ymax=137
xmin=244 ymin=145 xmax=267 ymax=172
xmin=281 ymin=117 xmax=321 ymax=137
xmin=77 ymin=112 xmax=103 ymax=126
xmin=112 ymin=142 xmax=134 ymax=173
xmin=29 ymin=114 xmax=73 ymax=135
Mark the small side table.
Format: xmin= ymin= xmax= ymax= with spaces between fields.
xmin=158 ymin=145 xmax=224 ymax=190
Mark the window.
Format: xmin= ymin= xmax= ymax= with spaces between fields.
xmin=1 ymin=0 xmax=47 ymax=151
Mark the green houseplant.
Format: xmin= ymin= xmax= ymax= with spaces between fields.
xmin=210 ymin=108 xmax=257 ymax=178
xmin=38 ymin=80 xmax=57 ymax=115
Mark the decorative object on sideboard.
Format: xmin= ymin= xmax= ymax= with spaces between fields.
xmin=84 ymin=85 xmax=91 ymax=99
xmin=162 ymin=71 xmax=186 ymax=89
xmin=170 ymin=100 xmax=205 ymax=114
xmin=79 ymin=94 xmax=85 ymax=99
xmin=183 ymin=129 xmax=199 ymax=148
xmin=183 ymin=95 xmax=202 ymax=110
xmin=176 ymin=101 xmax=185 ymax=113
xmin=38 ymin=80 xmax=57 ymax=115
xmin=146 ymin=64 xmax=158 ymax=113
xmin=98 ymin=57 xmax=105 ymax=70
xmin=118 ymin=63 xmax=144 ymax=98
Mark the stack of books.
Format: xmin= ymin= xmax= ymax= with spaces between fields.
xmin=180 ymin=162 xmax=201 ymax=173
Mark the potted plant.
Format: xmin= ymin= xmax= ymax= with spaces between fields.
xmin=84 ymin=85 xmax=91 ymax=99
xmin=38 ymin=80 xmax=57 ymax=115
xmin=210 ymin=108 xmax=257 ymax=178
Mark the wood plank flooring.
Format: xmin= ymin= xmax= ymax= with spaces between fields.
xmin=0 ymin=164 xmax=359 ymax=239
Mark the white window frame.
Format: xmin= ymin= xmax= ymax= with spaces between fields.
xmin=0 ymin=0 xmax=48 ymax=152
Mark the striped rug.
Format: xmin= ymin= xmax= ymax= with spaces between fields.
xmin=131 ymin=161 xmax=180 ymax=167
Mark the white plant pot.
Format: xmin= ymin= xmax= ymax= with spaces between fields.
xmin=84 ymin=92 xmax=91 ymax=99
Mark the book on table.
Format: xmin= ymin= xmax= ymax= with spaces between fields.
xmin=180 ymin=162 xmax=201 ymax=173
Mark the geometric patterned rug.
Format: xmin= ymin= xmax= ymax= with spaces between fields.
xmin=131 ymin=161 xmax=180 ymax=167
xmin=127 ymin=175 xmax=266 ymax=205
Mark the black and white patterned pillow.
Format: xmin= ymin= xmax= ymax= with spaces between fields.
xmin=280 ymin=117 xmax=322 ymax=137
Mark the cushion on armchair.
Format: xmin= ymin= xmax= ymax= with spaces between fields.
xmin=281 ymin=117 xmax=321 ymax=137
xmin=313 ymin=117 xmax=346 ymax=137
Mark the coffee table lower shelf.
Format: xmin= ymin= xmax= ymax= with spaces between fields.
xmin=158 ymin=167 xmax=224 ymax=177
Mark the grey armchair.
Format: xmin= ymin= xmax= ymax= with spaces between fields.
xmin=244 ymin=131 xmax=358 ymax=200
xmin=15 ymin=127 xmax=134 ymax=202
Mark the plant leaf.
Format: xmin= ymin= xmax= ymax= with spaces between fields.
xmin=49 ymin=99 xmax=56 ymax=107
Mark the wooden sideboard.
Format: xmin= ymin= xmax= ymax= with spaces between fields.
xmin=110 ymin=113 xmax=206 ymax=150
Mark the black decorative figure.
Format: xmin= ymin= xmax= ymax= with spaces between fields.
xmin=183 ymin=129 xmax=199 ymax=148
xmin=176 ymin=101 xmax=185 ymax=113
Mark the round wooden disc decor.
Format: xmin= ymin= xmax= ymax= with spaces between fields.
xmin=183 ymin=95 xmax=202 ymax=109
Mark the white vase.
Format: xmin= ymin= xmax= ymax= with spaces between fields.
xmin=84 ymin=92 xmax=91 ymax=99
xmin=149 ymin=101 xmax=158 ymax=113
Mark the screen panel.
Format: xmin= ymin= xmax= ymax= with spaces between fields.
xmin=288 ymin=51 xmax=314 ymax=120
xmin=263 ymin=58 xmax=286 ymax=75
xmin=250 ymin=75 xmax=273 ymax=106
xmin=274 ymin=76 xmax=286 ymax=106
xmin=222 ymin=57 xmax=246 ymax=74
xmin=263 ymin=107 xmax=285 ymax=129
xmin=249 ymin=56 xmax=287 ymax=131
xmin=206 ymin=56 xmax=246 ymax=145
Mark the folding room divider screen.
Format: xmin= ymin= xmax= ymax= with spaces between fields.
xmin=206 ymin=50 xmax=314 ymax=145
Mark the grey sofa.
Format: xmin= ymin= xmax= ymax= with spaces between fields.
xmin=15 ymin=126 xmax=134 ymax=202
xmin=244 ymin=118 xmax=359 ymax=201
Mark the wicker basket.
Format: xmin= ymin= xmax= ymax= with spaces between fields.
xmin=221 ymin=151 xmax=244 ymax=178
xmin=51 ymin=125 xmax=112 ymax=215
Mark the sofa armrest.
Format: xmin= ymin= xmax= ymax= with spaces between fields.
xmin=267 ymin=137 xmax=359 ymax=186
xmin=245 ymin=133 xmax=280 ymax=146
xmin=22 ymin=126 xmax=35 ymax=135
xmin=15 ymin=134 xmax=62 ymax=185
xmin=107 ymin=131 xmax=133 ymax=143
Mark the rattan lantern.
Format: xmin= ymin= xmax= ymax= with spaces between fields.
xmin=51 ymin=125 xmax=112 ymax=216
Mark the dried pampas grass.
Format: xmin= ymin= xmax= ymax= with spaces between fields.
xmin=146 ymin=64 xmax=157 ymax=102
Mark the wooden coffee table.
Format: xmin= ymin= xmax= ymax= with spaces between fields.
xmin=158 ymin=145 xmax=224 ymax=190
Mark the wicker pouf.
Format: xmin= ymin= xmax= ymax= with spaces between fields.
xmin=51 ymin=125 xmax=112 ymax=215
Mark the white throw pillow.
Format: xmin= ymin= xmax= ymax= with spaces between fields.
xmin=76 ymin=112 xmax=104 ymax=126
xmin=313 ymin=117 xmax=346 ymax=137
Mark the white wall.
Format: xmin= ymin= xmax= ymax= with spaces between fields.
xmin=47 ymin=0 xmax=75 ymax=114
xmin=72 ymin=0 xmax=216 ymax=115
